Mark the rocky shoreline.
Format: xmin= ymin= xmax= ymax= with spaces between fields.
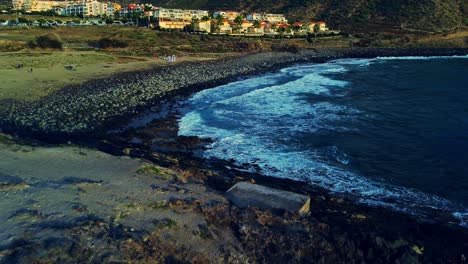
xmin=95 ymin=92 xmax=468 ymax=263
xmin=0 ymin=47 xmax=467 ymax=140
xmin=1 ymin=48 xmax=468 ymax=263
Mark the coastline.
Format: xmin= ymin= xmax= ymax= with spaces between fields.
xmin=1 ymin=47 xmax=467 ymax=140
xmin=1 ymin=48 xmax=468 ymax=262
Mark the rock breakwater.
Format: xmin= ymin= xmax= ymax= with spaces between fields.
xmin=0 ymin=48 xmax=466 ymax=139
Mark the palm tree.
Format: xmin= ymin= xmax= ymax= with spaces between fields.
xmin=314 ymin=23 xmax=320 ymax=40
xmin=143 ymin=5 xmax=152 ymax=28
xmin=233 ymin=15 xmax=244 ymax=33
xmin=215 ymin=15 xmax=224 ymax=33
xmin=234 ymin=15 xmax=243 ymax=25
xmin=253 ymin=20 xmax=260 ymax=28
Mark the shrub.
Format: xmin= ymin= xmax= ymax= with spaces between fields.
xmin=17 ymin=17 xmax=28 ymax=23
xmin=29 ymin=35 xmax=63 ymax=49
xmin=91 ymin=38 xmax=129 ymax=49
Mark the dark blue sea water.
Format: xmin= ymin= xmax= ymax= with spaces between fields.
xmin=178 ymin=56 xmax=468 ymax=225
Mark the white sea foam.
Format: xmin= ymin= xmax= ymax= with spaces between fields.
xmin=178 ymin=59 xmax=468 ymax=226
xmin=376 ymin=55 xmax=468 ymax=60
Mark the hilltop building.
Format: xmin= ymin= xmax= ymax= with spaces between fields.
xmin=153 ymin=7 xmax=208 ymax=22
xmin=152 ymin=7 xmax=208 ymax=30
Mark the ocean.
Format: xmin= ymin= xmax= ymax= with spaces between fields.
xmin=178 ymin=56 xmax=468 ymax=226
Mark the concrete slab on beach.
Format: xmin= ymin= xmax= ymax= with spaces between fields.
xmin=226 ymin=182 xmax=310 ymax=214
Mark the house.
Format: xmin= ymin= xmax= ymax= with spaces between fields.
xmin=118 ymin=4 xmax=143 ymax=17
xmin=240 ymin=20 xmax=252 ymax=32
xmin=212 ymin=19 xmax=232 ymax=34
xmin=317 ymin=21 xmax=328 ymax=31
xmin=275 ymin=23 xmax=292 ymax=35
xmin=292 ymin=22 xmax=303 ymax=30
xmin=193 ymin=20 xmax=211 ymax=33
xmin=306 ymin=22 xmax=317 ymax=32
xmin=247 ymin=21 xmax=266 ymax=34
xmin=306 ymin=21 xmax=328 ymax=32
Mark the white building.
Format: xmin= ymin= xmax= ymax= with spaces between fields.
xmin=246 ymin=13 xmax=287 ymax=24
xmin=13 ymin=0 xmax=70 ymax=12
xmin=153 ymin=7 xmax=208 ymax=21
xmin=61 ymin=0 xmax=112 ymax=17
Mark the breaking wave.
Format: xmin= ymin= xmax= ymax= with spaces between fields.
xmin=178 ymin=57 xmax=468 ymax=226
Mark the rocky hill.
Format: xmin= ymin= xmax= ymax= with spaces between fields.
xmin=0 ymin=0 xmax=10 ymax=9
xmin=149 ymin=0 xmax=466 ymax=32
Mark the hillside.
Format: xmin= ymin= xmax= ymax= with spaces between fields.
xmin=0 ymin=0 xmax=10 ymax=9
xmin=149 ymin=0 xmax=466 ymax=32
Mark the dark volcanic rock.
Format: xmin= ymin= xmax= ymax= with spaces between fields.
xmin=1 ymin=48 xmax=467 ymax=141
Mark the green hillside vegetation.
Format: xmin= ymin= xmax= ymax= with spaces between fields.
xmin=150 ymin=0 xmax=465 ymax=32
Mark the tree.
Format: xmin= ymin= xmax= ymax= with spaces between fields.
xmin=313 ymin=23 xmax=320 ymax=33
xmin=214 ymin=14 xmax=224 ymax=32
xmin=201 ymin=16 xmax=210 ymax=22
xmin=37 ymin=18 xmax=47 ymax=25
xmin=233 ymin=15 xmax=244 ymax=33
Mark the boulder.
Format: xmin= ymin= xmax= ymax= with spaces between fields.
xmin=226 ymin=182 xmax=310 ymax=214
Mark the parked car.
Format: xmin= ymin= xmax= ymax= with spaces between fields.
xmin=124 ymin=21 xmax=135 ymax=26
xmin=112 ymin=21 xmax=124 ymax=25
xmin=51 ymin=22 xmax=64 ymax=26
